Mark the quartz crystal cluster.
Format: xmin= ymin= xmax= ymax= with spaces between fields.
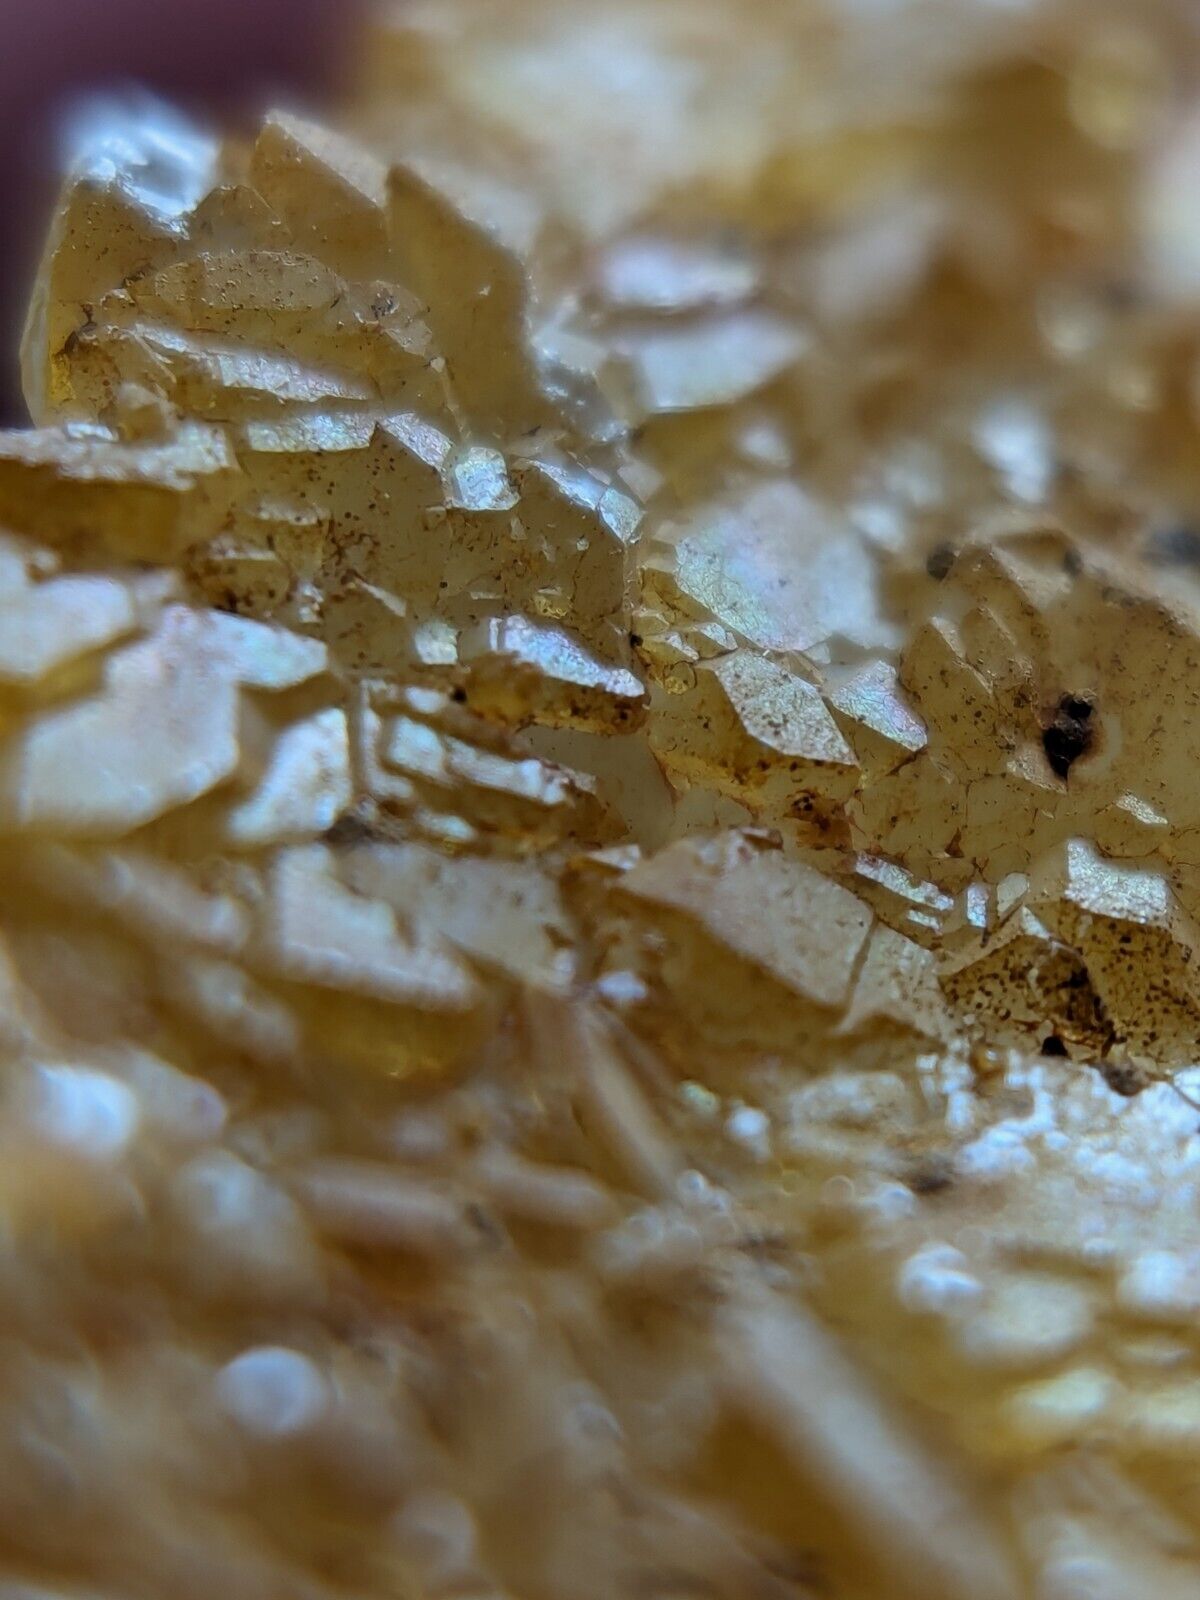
xmin=9 ymin=0 xmax=1200 ymax=1596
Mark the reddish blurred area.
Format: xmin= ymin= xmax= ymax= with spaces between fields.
xmin=0 ymin=0 xmax=364 ymax=422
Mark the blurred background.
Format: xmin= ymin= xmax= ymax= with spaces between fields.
xmin=0 ymin=0 xmax=364 ymax=422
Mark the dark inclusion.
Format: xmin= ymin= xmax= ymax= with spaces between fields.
xmin=1042 ymin=694 xmax=1094 ymax=779
xmin=925 ymin=542 xmax=957 ymax=581
xmin=1101 ymin=1059 xmax=1146 ymax=1098
xmin=1143 ymin=523 xmax=1200 ymax=567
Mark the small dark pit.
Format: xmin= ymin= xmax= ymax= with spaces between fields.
xmin=323 ymin=812 xmax=377 ymax=846
xmin=907 ymin=1158 xmax=954 ymax=1195
xmin=1041 ymin=1035 xmax=1069 ymax=1058
xmin=925 ymin=542 xmax=957 ymax=581
xmin=1042 ymin=694 xmax=1094 ymax=779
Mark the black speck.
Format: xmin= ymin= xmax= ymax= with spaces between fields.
xmin=1062 ymin=548 xmax=1083 ymax=577
xmin=450 ymin=686 xmax=467 ymax=704
xmin=464 ymin=1201 xmax=506 ymax=1250
xmin=1042 ymin=693 xmax=1094 ymax=779
xmin=1041 ymin=1034 xmax=1069 ymax=1057
xmin=323 ymin=812 xmax=376 ymax=846
xmin=907 ymin=1158 xmax=954 ymax=1195
xmin=925 ymin=542 xmax=957 ymax=581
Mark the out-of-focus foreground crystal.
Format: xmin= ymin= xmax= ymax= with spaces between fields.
xmin=11 ymin=0 xmax=1200 ymax=1595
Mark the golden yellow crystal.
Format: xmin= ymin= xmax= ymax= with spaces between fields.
xmin=9 ymin=2 xmax=1200 ymax=1597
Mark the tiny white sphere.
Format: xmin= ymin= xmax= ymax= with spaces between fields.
xmin=897 ymin=1242 xmax=983 ymax=1315
xmin=593 ymin=969 xmax=649 ymax=1008
xmin=216 ymin=1346 xmax=328 ymax=1439
xmin=958 ymin=1123 xmax=1036 ymax=1183
xmin=30 ymin=1064 xmax=140 ymax=1160
xmin=859 ymin=1180 xmax=918 ymax=1226
xmin=1117 ymin=1249 xmax=1200 ymax=1318
xmin=725 ymin=1104 xmax=771 ymax=1159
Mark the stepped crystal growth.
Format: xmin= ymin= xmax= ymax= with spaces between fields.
xmin=7 ymin=1 xmax=1200 ymax=1596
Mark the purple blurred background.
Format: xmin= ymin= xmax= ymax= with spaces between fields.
xmin=0 ymin=0 xmax=365 ymax=422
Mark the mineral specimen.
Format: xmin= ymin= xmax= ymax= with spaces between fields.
xmin=6 ymin=1 xmax=1200 ymax=1597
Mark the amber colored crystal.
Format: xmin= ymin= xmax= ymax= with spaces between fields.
xmin=7 ymin=3 xmax=1200 ymax=1598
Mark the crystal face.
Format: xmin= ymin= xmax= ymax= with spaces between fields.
xmin=8 ymin=1 xmax=1200 ymax=1596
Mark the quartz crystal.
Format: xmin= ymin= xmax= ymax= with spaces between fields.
xmin=9 ymin=1 xmax=1200 ymax=1596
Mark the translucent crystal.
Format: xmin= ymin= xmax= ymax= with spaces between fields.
xmin=6 ymin=3 xmax=1200 ymax=1597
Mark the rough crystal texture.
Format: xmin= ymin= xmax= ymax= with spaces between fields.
xmin=7 ymin=2 xmax=1200 ymax=1597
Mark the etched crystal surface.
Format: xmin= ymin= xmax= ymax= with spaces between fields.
xmin=6 ymin=2 xmax=1200 ymax=1597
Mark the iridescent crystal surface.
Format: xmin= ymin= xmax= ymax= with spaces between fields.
xmin=5 ymin=2 xmax=1200 ymax=1597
